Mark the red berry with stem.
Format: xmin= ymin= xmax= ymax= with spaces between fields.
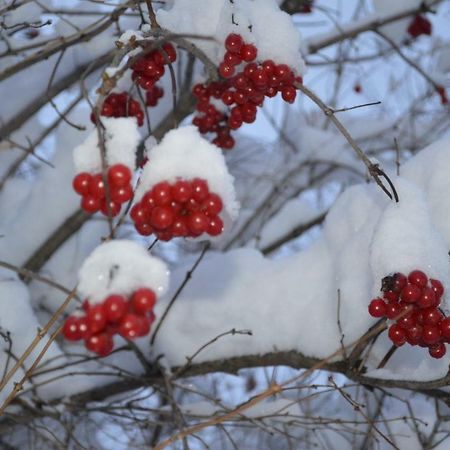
xmin=281 ymin=86 xmax=297 ymax=103
xmin=408 ymin=270 xmax=428 ymax=288
xmin=429 ymin=342 xmax=446 ymax=359
xmin=388 ymin=324 xmax=407 ymax=346
xmin=401 ymin=284 xmax=421 ymax=303
xmin=368 ymin=299 xmax=386 ymax=318
xmin=131 ymin=288 xmax=156 ymax=315
xmin=225 ymin=34 xmax=244 ymax=53
xmin=103 ymin=295 xmax=128 ymax=323
xmin=85 ymin=332 xmax=114 ymax=356
xmin=430 ymin=279 xmax=444 ymax=299
xmin=150 ymin=206 xmax=175 ymax=230
xmin=240 ymin=44 xmax=257 ymax=62
xmin=73 ymin=173 xmax=92 ymax=195
xmin=417 ymin=287 xmax=437 ymax=309
xmin=86 ymin=304 xmax=107 ymax=334
xmin=81 ymin=195 xmax=101 ymax=214
xmin=119 ymin=313 xmax=142 ymax=339
xmin=111 ymin=185 xmax=133 ymax=204
xmin=422 ymin=325 xmax=441 ymax=345
xmin=88 ymin=174 xmax=106 ymax=199
xmin=100 ymin=199 xmax=121 ymax=217
xmin=188 ymin=211 xmax=209 ymax=235
xmin=108 ymin=164 xmax=132 ymax=188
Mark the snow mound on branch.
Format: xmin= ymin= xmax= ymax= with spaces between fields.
xmin=73 ymin=118 xmax=140 ymax=173
xmin=157 ymin=0 xmax=305 ymax=74
xmin=152 ymin=139 xmax=450 ymax=380
xmin=78 ymin=240 xmax=169 ymax=303
xmin=136 ymin=126 xmax=239 ymax=222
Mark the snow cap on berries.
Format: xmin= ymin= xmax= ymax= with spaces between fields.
xmin=135 ymin=126 xmax=240 ymax=223
xmin=73 ymin=117 xmax=140 ymax=173
xmin=157 ymin=0 xmax=305 ymax=75
xmin=78 ymin=240 xmax=169 ymax=303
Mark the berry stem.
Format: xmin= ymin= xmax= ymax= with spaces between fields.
xmin=377 ymin=344 xmax=398 ymax=370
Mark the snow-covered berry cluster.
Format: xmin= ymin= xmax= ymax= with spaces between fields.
xmin=407 ymin=15 xmax=432 ymax=39
xmin=369 ymin=270 xmax=450 ymax=359
xmin=90 ymin=92 xmax=144 ymax=127
xmin=131 ymin=178 xmax=224 ymax=240
xmin=73 ymin=163 xmax=133 ymax=216
xmin=192 ymin=33 xmax=302 ymax=149
xmin=62 ymin=288 xmax=157 ymax=356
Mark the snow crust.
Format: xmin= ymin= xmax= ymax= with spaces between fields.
xmin=136 ymin=126 xmax=240 ymax=221
xmin=73 ymin=118 xmax=140 ymax=173
xmin=77 ymin=240 xmax=169 ymax=303
xmin=157 ymin=0 xmax=306 ymax=74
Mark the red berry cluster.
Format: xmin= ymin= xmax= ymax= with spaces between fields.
xmin=368 ymin=270 xmax=450 ymax=359
xmin=131 ymin=42 xmax=176 ymax=106
xmin=62 ymin=288 xmax=157 ymax=356
xmin=130 ymin=178 xmax=224 ymax=240
xmin=73 ymin=164 xmax=133 ymax=216
xmin=192 ymin=33 xmax=302 ymax=149
xmin=407 ymin=15 xmax=432 ymax=38
xmin=90 ymin=92 xmax=144 ymax=127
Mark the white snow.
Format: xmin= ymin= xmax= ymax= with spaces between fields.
xmin=73 ymin=117 xmax=140 ymax=173
xmin=77 ymin=240 xmax=170 ymax=303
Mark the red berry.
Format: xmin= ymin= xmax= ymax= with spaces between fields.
xmin=221 ymin=90 xmax=235 ymax=106
xmin=172 ymin=180 xmax=192 ymax=203
xmin=422 ymin=325 xmax=441 ymax=345
xmin=208 ymin=216 xmax=224 ymax=236
xmin=422 ymin=307 xmax=444 ymax=326
xmin=119 ymin=313 xmax=142 ymax=339
xmin=141 ymin=191 xmax=157 ymax=211
xmin=251 ymin=68 xmax=268 ymax=89
xmin=103 ymin=295 xmax=128 ymax=323
xmin=131 ymin=288 xmax=156 ymax=315
xmin=100 ymin=199 xmax=121 ymax=217
xmin=240 ymin=44 xmax=257 ymax=62
xmin=191 ymin=178 xmax=209 ymax=202
xmin=187 ymin=211 xmax=209 ymax=235
xmin=108 ymin=164 xmax=132 ymax=188
xmin=406 ymin=324 xmax=423 ymax=345
xmin=388 ymin=324 xmax=407 ymax=346
xmin=262 ymin=59 xmax=275 ymax=75
xmin=244 ymin=63 xmax=258 ymax=78
xmin=274 ymin=64 xmax=291 ymax=81
xmin=62 ymin=316 xmax=83 ymax=341
xmin=385 ymin=302 xmax=401 ymax=320
xmin=400 ymin=284 xmax=421 ymax=303
xmin=73 ymin=173 xmax=92 ymax=195
xmin=85 ymin=332 xmax=114 ymax=356
xmin=130 ymin=204 xmax=147 ymax=224
xmin=430 ymin=279 xmax=444 ymax=299
xmin=233 ymin=74 xmax=249 ymax=90
xmin=150 ymin=206 xmax=175 ymax=230
xmin=383 ymin=291 xmax=398 ymax=303
xmin=81 ymin=195 xmax=101 ymax=213
xmin=219 ymin=63 xmax=235 ymax=79
xmin=201 ymin=193 xmax=223 ymax=216
xmin=111 ymin=185 xmax=133 ymax=204
xmin=397 ymin=313 xmax=415 ymax=330
xmin=429 ymin=342 xmax=446 ymax=359
xmin=172 ymin=217 xmax=189 ymax=237
xmin=440 ymin=317 xmax=450 ymax=341
xmin=135 ymin=222 xmax=153 ymax=236
xmin=136 ymin=315 xmax=151 ymax=337
xmin=408 ymin=270 xmax=428 ymax=288
xmin=224 ymin=51 xmax=241 ymax=66
xmin=417 ymin=287 xmax=437 ymax=309
xmin=225 ymin=33 xmax=244 ymax=53
xmin=368 ymin=299 xmax=387 ymax=318
xmin=88 ymin=174 xmax=106 ymax=199
xmin=152 ymin=182 xmax=172 ymax=206
xmin=281 ymin=86 xmax=297 ymax=104
xmin=162 ymin=42 xmax=177 ymax=62
xmin=86 ymin=304 xmax=107 ymax=334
